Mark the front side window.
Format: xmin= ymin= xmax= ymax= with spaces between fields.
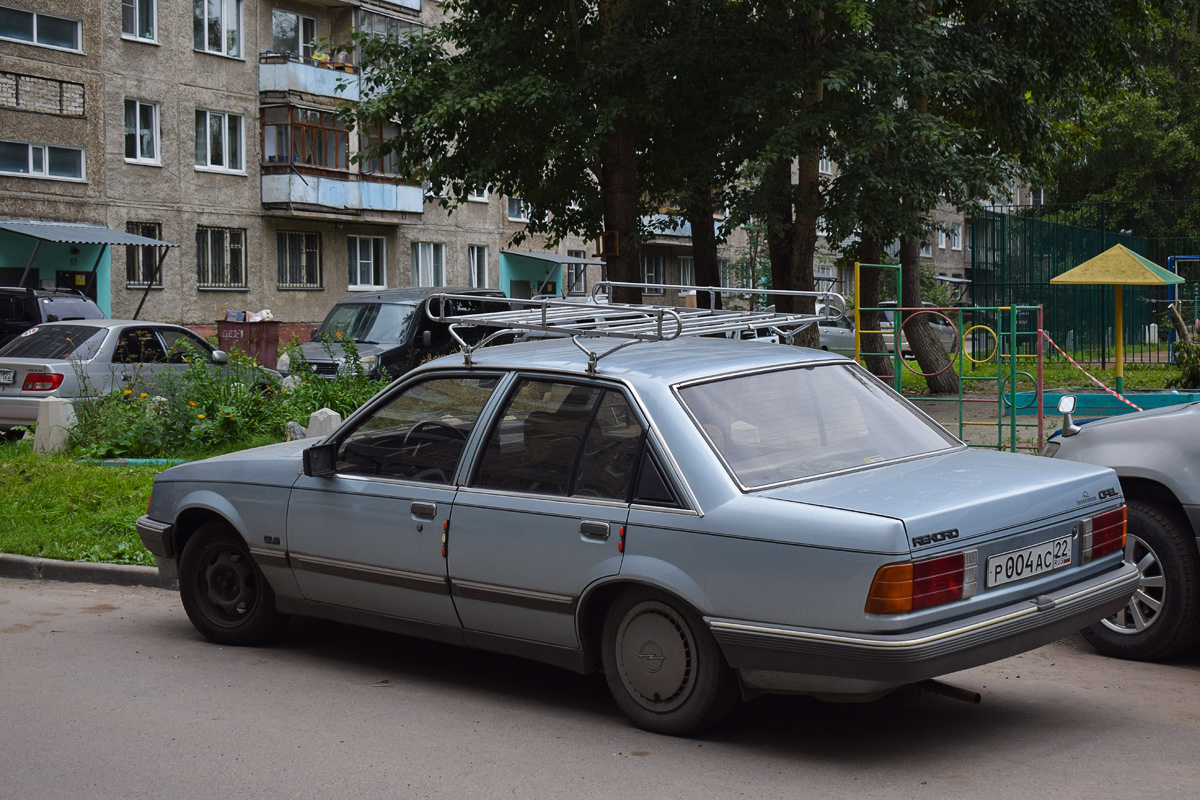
xmin=195 ymin=110 xmax=243 ymax=171
xmin=348 ymin=236 xmax=386 ymax=289
xmin=262 ymin=106 xmax=348 ymax=169
xmin=278 ymin=230 xmax=321 ymax=289
xmin=193 ymin=0 xmax=241 ymax=57
xmin=271 ymin=8 xmax=315 ymax=60
xmin=0 ymin=139 xmax=84 ymax=180
xmin=124 ymin=99 xmax=159 ymax=164
xmin=0 ymin=5 xmax=80 ymax=50
xmin=122 ymin=0 xmax=155 ymax=40
xmin=473 ymin=379 xmax=645 ymax=501
xmin=679 ymin=364 xmax=958 ymax=488
xmin=337 ymin=375 xmax=500 ymax=483
xmin=197 ymin=226 xmax=246 ymax=288
xmin=411 ymin=242 xmax=444 ymax=287
xmin=468 ymin=245 xmax=488 ymax=289
xmin=159 ymin=328 xmax=213 ymax=363
xmin=126 ymin=221 xmax=161 ymax=286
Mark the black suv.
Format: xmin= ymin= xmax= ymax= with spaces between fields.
xmin=280 ymin=287 xmax=508 ymax=380
xmin=0 ymin=287 xmax=107 ymax=348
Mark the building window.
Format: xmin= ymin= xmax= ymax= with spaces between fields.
xmin=468 ymin=245 xmax=488 ymax=289
xmin=718 ymin=258 xmax=734 ymax=288
xmin=411 ymin=242 xmax=444 ymax=287
xmin=193 ymin=0 xmax=241 ymax=58
xmin=678 ymin=256 xmax=694 ymax=294
xmin=195 ymin=110 xmax=243 ymax=172
xmin=278 ymin=230 xmax=321 ymax=289
xmin=507 ymin=197 xmax=531 ymax=222
xmin=126 ymin=221 xmax=161 ymax=286
xmin=262 ymin=106 xmax=348 ymax=169
xmin=122 ymin=0 xmax=155 ymax=41
xmin=0 ymin=5 xmax=81 ymax=51
xmin=361 ymin=122 xmax=400 ymax=175
xmin=818 ymin=153 xmax=833 ymax=175
xmin=348 ymin=236 xmax=386 ymax=289
xmin=197 ymin=226 xmax=246 ymax=289
xmin=124 ymin=99 xmax=159 ymax=164
xmin=467 ymin=187 xmax=488 ymax=203
xmin=0 ymin=139 xmax=84 ymax=180
xmin=951 ymin=223 xmax=963 ymax=251
xmin=358 ymin=9 xmax=421 ymax=44
xmin=919 ymin=241 xmax=932 ymax=258
xmin=641 ymin=254 xmax=664 ymax=295
xmin=938 ymin=231 xmax=947 ymax=249
xmin=271 ymin=8 xmax=315 ymax=60
xmin=567 ymin=250 xmax=587 ymax=294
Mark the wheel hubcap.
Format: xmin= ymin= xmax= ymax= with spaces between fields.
xmin=615 ymin=602 xmax=695 ymax=713
xmin=1101 ymin=533 xmax=1166 ymax=635
xmin=202 ymin=549 xmax=257 ymax=621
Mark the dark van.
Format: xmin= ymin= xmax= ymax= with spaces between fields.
xmin=0 ymin=287 xmax=107 ymax=348
xmin=279 ymin=287 xmax=507 ymax=380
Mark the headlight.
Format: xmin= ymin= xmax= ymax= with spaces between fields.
xmin=359 ymin=354 xmax=379 ymax=374
xmin=276 ymin=351 xmax=290 ymax=374
xmin=1040 ymin=441 xmax=1060 ymax=458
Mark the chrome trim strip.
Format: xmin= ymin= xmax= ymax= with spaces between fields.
xmin=290 ymin=553 xmax=449 ymax=594
xmin=451 ymin=578 xmax=577 ymax=614
xmin=709 ymin=568 xmax=1136 ymax=650
xmin=248 ymin=547 xmax=290 ymax=571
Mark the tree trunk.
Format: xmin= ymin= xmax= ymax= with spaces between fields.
xmin=857 ymin=235 xmax=894 ymax=378
xmin=789 ymin=152 xmax=819 ymax=347
xmin=687 ymin=186 xmax=722 ymax=310
xmin=900 ymin=236 xmax=959 ymax=394
xmin=599 ymin=117 xmax=641 ymax=304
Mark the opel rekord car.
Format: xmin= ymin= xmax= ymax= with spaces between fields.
xmin=1044 ymin=396 xmax=1200 ymax=660
xmin=138 ymin=298 xmax=1138 ymax=735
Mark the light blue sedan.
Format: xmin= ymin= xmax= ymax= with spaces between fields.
xmin=139 ymin=336 xmax=1137 ymax=735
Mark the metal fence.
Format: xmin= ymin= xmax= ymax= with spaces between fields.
xmin=971 ymin=202 xmax=1200 ymax=366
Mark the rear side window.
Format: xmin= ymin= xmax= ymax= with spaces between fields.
xmin=0 ymin=325 xmax=107 ymax=359
xmin=40 ymin=296 xmax=105 ymax=322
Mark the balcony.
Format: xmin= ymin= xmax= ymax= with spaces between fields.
xmin=259 ymin=53 xmax=359 ymax=102
xmin=261 ymin=173 xmax=425 ymax=217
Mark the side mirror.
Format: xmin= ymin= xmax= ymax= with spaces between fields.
xmin=1057 ymin=395 xmax=1081 ymax=437
xmin=302 ymin=442 xmax=337 ymax=477
xmin=310 ymin=327 xmax=320 ymax=341
xmin=211 ymin=349 xmax=228 ymax=365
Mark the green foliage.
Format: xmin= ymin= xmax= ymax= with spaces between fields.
xmin=1169 ymin=340 xmax=1200 ymax=388
xmin=279 ymin=336 xmax=385 ymax=419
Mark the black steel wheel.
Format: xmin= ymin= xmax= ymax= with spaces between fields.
xmin=178 ymin=522 xmax=284 ymax=646
xmin=1082 ymin=501 xmax=1200 ymax=661
xmin=601 ymin=589 xmax=739 ymax=736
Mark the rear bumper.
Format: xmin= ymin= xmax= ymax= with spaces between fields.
xmin=708 ymin=561 xmax=1139 ymax=696
xmin=0 ymin=397 xmax=43 ymax=430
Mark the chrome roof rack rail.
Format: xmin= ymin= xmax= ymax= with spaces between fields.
xmin=424 ymin=285 xmax=847 ymax=374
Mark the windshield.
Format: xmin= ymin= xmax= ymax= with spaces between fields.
xmin=0 ymin=324 xmax=107 ymax=360
xmin=317 ymin=302 xmax=416 ymax=345
xmin=678 ymin=364 xmax=958 ymax=488
xmin=41 ymin=296 xmax=105 ymax=322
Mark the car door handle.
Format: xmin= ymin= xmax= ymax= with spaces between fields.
xmin=411 ymin=501 xmax=437 ymax=518
xmin=579 ymin=520 xmax=610 ymax=540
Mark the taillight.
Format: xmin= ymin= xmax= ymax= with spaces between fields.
xmin=866 ymin=551 xmax=978 ymax=614
xmin=1081 ymin=505 xmax=1126 ymax=562
xmin=22 ymin=373 xmax=64 ymax=391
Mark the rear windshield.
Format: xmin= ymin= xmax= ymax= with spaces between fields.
xmin=678 ymin=364 xmax=958 ymax=488
xmin=40 ymin=296 xmax=105 ymax=322
xmin=318 ymin=302 xmax=416 ymax=345
xmin=0 ymin=325 xmax=107 ymax=360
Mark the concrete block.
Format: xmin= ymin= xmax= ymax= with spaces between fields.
xmin=307 ymin=408 xmax=342 ymax=439
xmin=32 ymin=397 xmax=76 ymax=454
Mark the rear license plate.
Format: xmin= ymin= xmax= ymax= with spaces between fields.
xmin=987 ymin=535 xmax=1072 ymax=588
xmin=0 ymin=368 xmax=13 ymax=385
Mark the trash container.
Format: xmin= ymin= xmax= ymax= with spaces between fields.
xmin=216 ymin=321 xmax=281 ymax=369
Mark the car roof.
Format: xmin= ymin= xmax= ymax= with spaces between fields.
xmin=24 ymin=319 xmax=191 ymax=331
xmin=422 ymin=336 xmax=849 ymax=386
xmin=332 ymin=287 xmax=505 ymax=305
xmin=0 ymin=287 xmax=98 ymax=300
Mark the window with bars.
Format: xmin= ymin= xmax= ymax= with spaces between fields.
xmin=196 ymin=226 xmax=246 ymax=289
xmin=262 ymin=106 xmax=348 ymax=169
xmin=278 ymin=231 xmax=322 ymax=289
xmin=126 ymin=221 xmax=161 ymax=286
xmin=348 ymin=236 xmax=386 ymax=289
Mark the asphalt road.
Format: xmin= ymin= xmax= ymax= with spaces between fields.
xmin=2 ymin=577 xmax=1197 ymax=800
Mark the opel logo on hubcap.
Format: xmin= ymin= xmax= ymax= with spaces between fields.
xmin=636 ymin=641 xmax=666 ymax=672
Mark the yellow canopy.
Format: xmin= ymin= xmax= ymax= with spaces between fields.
xmin=1050 ymin=244 xmax=1184 ymax=286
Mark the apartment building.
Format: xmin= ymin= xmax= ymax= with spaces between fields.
xmin=0 ymin=0 xmax=597 ymax=328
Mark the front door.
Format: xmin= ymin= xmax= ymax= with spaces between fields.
xmin=448 ymin=379 xmax=644 ymax=648
xmin=286 ymin=374 xmax=502 ymax=628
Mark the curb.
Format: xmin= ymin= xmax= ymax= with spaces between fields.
xmin=0 ymin=553 xmax=178 ymax=590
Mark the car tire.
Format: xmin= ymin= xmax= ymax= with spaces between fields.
xmin=601 ymin=589 xmax=739 ymax=736
xmin=179 ymin=521 xmax=285 ymax=646
xmin=1081 ymin=500 xmax=1200 ymax=661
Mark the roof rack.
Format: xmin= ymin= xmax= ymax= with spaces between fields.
xmin=425 ymin=282 xmax=847 ymax=374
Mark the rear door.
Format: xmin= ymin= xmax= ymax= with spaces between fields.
xmin=447 ymin=378 xmax=643 ymax=648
